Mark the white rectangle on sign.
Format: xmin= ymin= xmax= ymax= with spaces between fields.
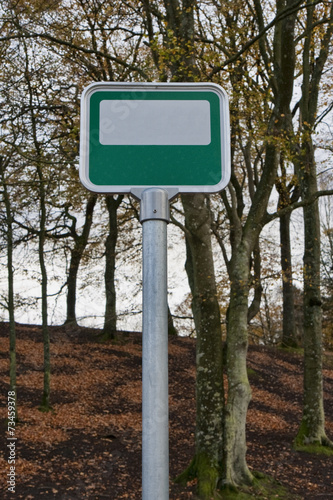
xmin=99 ymin=100 xmax=211 ymax=145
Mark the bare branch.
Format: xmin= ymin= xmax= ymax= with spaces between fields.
xmin=265 ymin=189 xmax=333 ymax=224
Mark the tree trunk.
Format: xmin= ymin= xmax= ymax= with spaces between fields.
xmin=66 ymin=194 xmax=97 ymax=325
xmin=38 ymin=168 xmax=51 ymax=411
xmin=0 ymin=158 xmax=18 ymax=420
xmin=23 ymin=36 xmax=51 ymax=411
xmin=168 ymin=304 xmax=178 ymax=336
xmin=219 ymin=0 xmax=297 ymax=480
xmin=223 ymin=246 xmax=253 ymax=488
xmin=66 ymin=250 xmax=81 ymax=326
xmin=280 ymin=211 xmax=297 ymax=347
xmin=178 ymin=193 xmax=224 ymax=497
xmin=222 ymin=139 xmax=281 ymax=489
xmin=294 ymin=0 xmax=333 ymax=449
xmin=103 ymin=195 xmax=123 ymax=340
xmin=247 ymin=241 xmax=263 ymax=323
xmin=143 ymin=2 xmax=224 ymax=494
xmin=276 ymin=158 xmax=299 ymax=348
xmin=295 ymin=139 xmax=331 ymax=447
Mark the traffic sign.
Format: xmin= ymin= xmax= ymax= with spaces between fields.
xmin=79 ymin=82 xmax=230 ymax=197
xmin=79 ymin=83 xmax=231 ymax=499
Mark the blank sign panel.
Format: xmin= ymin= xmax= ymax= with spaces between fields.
xmin=99 ymin=99 xmax=211 ymax=146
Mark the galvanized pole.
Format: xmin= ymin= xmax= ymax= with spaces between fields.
xmin=140 ymin=188 xmax=169 ymax=500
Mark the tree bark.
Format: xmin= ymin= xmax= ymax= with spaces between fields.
xmin=145 ymin=0 xmax=225 ymax=494
xmin=220 ymin=0 xmax=297 ymax=478
xmin=66 ymin=194 xmax=97 ymax=325
xmin=276 ymin=158 xmax=299 ymax=347
xmin=247 ymin=242 xmax=263 ymax=323
xmin=222 ymin=140 xmax=280 ymax=489
xmin=36 ymin=163 xmax=51 ymax=411
xmin=223 ymin=245 xmax=253 ymax=488
xmin=295 ymin=138 xmax=331 ymax=447
xmin=0 ymin=158 xmax=18 ymax=420
xmin=168 ymin=304 xmax=178 ymax=336
xmin=103 ymin=195 xmax=123 ymax=340
xmin=294 ymin=0 xmax=333 ymax=448
xmin=179 ymin=193 xmax=224 ymax=497
xmin=21 ymin=31 xmax=51 ymax=411
xmin=279 ymin=211 xmax=297 ymax=347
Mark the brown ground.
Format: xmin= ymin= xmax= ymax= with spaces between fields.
xmin=0 ymin=323 xmax=332 ymax=499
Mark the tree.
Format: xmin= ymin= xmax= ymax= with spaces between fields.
xmin=0 ymin=155 xmax=18 ymax=419
xmin=41 ymin=0 xmax=150 ymax=333
xmin=22 ymin=41 xmax=51 ymax=410
xmin=321 ymin=192 xmax=333 ymax=349
xmin=276 ymin=161 xmax=300 ymax=348
xmin=141 ymin=1 xmax=225 ymax=495
xmin=181 ymin=194 xmax=224 ymax=495
xmin=103 ymin=195 xmax=123 ymax=340
xmin=65 ymin=194 xmax=98 ymax=325
xmin=294 ymin=0 xmax=333 ymax=449
xmin=207 ymin=0 xmax=298 ymax=488
xmin=1 ymin=1 xmax=77 ymax=409
xmin=1 ymin=0 xmax=333 ymax=494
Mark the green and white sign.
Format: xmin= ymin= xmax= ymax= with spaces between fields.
xmin=79 ymin=82 xmax=230 ymax=196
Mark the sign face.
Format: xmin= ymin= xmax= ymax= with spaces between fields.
xmin=79 ymin=82 xmax=230 ymax=196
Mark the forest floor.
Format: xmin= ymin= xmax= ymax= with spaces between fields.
xmin=0 ymin=322 xmax=333 ymax=499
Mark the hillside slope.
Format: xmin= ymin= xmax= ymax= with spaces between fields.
xmin=0 ymin=323 xmax=332 ymax=499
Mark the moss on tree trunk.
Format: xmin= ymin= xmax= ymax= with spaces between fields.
xmin=180 ymin=193 xmax=224 ymax=498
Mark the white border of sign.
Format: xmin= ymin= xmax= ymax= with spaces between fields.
xmin=79 ymin=82 xmax=230 ymax=198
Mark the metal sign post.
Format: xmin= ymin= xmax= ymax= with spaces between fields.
xmin=140 ymin=188 xmax=169 ymax=500
xmin=79 ymin=81 xmax=230 ymax=500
